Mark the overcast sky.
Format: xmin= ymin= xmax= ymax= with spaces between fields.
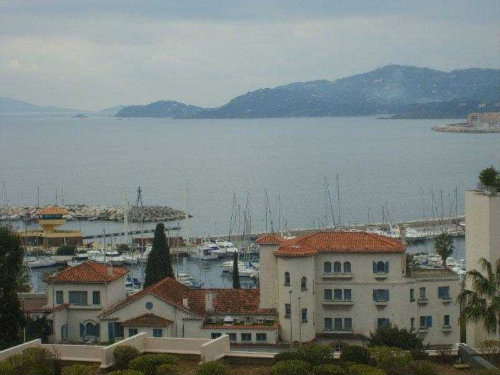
xmin=1 ymin=0 xmax=499 ymax=111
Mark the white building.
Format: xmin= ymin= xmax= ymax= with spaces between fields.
xmin=256 ymin=232 xmax=460 ymax=348
xmin=464 ymin=190 xmax=500 ymax=349
xmin=40 ymin=231 xmax=460 ymax=347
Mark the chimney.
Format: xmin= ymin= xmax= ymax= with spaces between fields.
xmin=205 ymin=292 xmax=214 ymax=312
xmin=183 ymin=297 xmax=189 ymax=309
xmin=107 ymin=262 xmax=114 ymax=277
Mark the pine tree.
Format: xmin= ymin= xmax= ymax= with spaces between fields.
xmin=143 ymin=223 xmax=174 ymax=288
xmin=0 ymin=225 xmax=26 ymax=349
xmin=232 ymin=252 xmax=240 ymax=289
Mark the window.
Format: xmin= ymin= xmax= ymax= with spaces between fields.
xmin=334 ymin=261 xmax=342 ymax=273
xmin=373 ymin=289 xmax=389 ymax=302
xmin=211 ymin=332 xmax=221 ymax=339
xmin=92 ymin=291 xmax=100 ymax=305
xmin=241 ymin=333 xmax=251 ymax=342
xmin=324 ymin=262 xmax=332 ymax=273
xmin=374 ymin=261 xmax=389 ymax=273
xmin=228 ymin=333 xmax=237 ymax=341
xmin=410 ymin=289 xmax=415 ymax=301
xmin=334 ymin=289 xmax=343 ymax=300
xmin=420 ymin=316 xmax=432 ymax=328
xmin=301 ymin=308 xmax=308 ymax=323
xmin=56 ymin=291 xmax=63 ymax=305
xmin=344 ymin=318 xmax=352 ymax=331
xmin=334 ymin=343 xmax=344 ymax=353
xmin=334 ymin=318 xmax=343 ymax=331
xmin=419 ymin=287 xmax=426 ymax=300
xmin=443 ymin=315 xmax=450 ymax=327
xmin=128 ymin=328 xmax=138 ymax=337
xmin=256 ymin=333 xmax=267 ymax=342
xmin=438 ymin=286 xmax=450 ymax=299
xmin=324 ymin=318 xmax=333 ymax=331
xmin=301 ymin=277 xmax=307 ymax=290
xmin=411 ymin=318 xmax=415 ymax=331
xmin=153 ymin=329 xmax=163 ymax=337
xmin=343 ymin=261 xmax=352 ymax=273
xmin=145 ymin=302 xmax=153 ymax=310
xmin=324 ymin=289 xmax=332 ymax=300
xmin=284 ymin=272 xmax=290 ymax=286
xmin=344 ymin=289 xmax=352 ymax=301
xmin=69 ymin=291 xmax=87 ymax=305
xmin=285 ymin=304 xmax=291 ymax=318
xmin=377 ymin=318 xmax=390 ymax=328
xmin=80 ymin=322 xmax=99 ymax=337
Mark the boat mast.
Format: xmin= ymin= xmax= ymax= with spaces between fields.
xmin=123 ymin=191 xmax=129 ymax=245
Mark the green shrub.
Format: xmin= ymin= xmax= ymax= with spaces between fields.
xmin=340 ymin=345 xmax=370 ymax=365
xmin=3 ymin=354 xmax=23 ymax=371
xmin=56 ymin=245 xmax=77 ymax=255
xmin=436 ymin=347 xmax=455 ymax=364
xmin=312 ymin=364 xmax=346 ymax=375
xmin=273 ymin=351 xmax=304 ymax=363
xmin=0 ymin=361 xmax=16 ymax=375
xmin=196 ymin=361 xmax=228 ymax=375
xmin=297 ymin=344 xmax=334 ymax=366
xmin=272 ymin=360 xmax=311 ymax=375
xmin=349 ymin=364 xmax=387 ymax=375
xmin=410 ymin=348 xmax=429 ymax=360
xmin=108 ymin=370 xmax=145 ymax=375
xmin=156 ymin=363 xmax=178 ymax=375
xmin=129 ymin=354 xmax=180 ymax=375
xmin=476 ymin=370 xmax=500 ymax=375
xmin=411 ymin=360 xmax=436 ymax=375
xmin=113 ymin=345 xmax=140 ymax=369
xmin=368 ymin=326 xmax=423 ymax=350
xmin=18 ymin=347 xmax=55 ymax=375
xmin=369 ymin=346 xmax=412 ymax=375
xmin=62 ymin=364 xmax=97 ymax=375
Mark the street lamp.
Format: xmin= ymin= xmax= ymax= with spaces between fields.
xmin=289 ymin=289 xmax=293 ymax=348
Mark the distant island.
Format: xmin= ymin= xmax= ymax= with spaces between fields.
xmin=116 ymin=65 xmax=500 ymax=119
xmin=433 ymin=112 xmax=500 ymax=133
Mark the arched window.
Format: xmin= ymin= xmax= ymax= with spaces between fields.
xmin=301 ymin=277 xmax=307 ymax=290
xmin=284 ymin=272 xmax=290 ymax=286
xmin=85 ymin=322 xmax=96 ymax=337
xmin=334 ymin=261 xmax=342 ymax=273
xmin=376 ymin=261 xmax=385 ymax=273
xmin=324 ymin=262 xmax=332 ymax=273
xmin=343 ymin=261 xmax=352 ymax=273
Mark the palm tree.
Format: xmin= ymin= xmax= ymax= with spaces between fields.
xmin=457 ymin=258 xmax=500 ymax=336
xmin=434 ymin=233 xmax=454 ymax=267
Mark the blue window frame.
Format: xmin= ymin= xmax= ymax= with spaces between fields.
xmin=69 ymin=291 xmax=87 ymax=305
xmin=324 ymin=289 xmax=332 ymax=300
xmin=241 ymin=333 xmax=251 ymax=342
xmin=324 ymin=318 xmax=332 ymax=331
xmin=228 ymin=333 xmax=237 ymax=341
xmin=334 ymin=318 xmax=343 ymax=331
xmin=92 ymin=291 xmax=100 ymax=305
xmin=284 ymin=272 xmax=290 ymax=286
xmin=343 ymin=261 xmax=352 ymax=273
xmin=373 ymin=289 xmax=389 ymax=302
xmin=334 ymin=262 xmax=342 ymax=273
xmin=344 ymin=289 xmax=352 ymax=301
xmin=153 ymin=329 xmax=163 ymax=337
xmin=334 ymin=289 xmax=343 ymax=300
xmin=56 ymin=290 xmax=63 ymax=304
xmin=420 ymin=315 xmax=432 ymax=328
xmin=377 ymin=318 xmax=390 ymax=328
xmin=438 ymin=286 xmax=450 ymax=299
xmin=324 ymin=262 xmax=332 ymax=273
xmin=256 ymin=333 xmax=267 ymax=342
xmin=344 ymin=318 xmax=353 ymax=331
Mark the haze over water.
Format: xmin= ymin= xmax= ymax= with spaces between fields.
xmin=1 ymin=115 xmax=499 ymax=242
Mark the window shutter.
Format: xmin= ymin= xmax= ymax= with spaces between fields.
xmin=79 ymin=323 xmax=84 ymax=337
xmin=108 ymin=322 xmax=115 ymax=341
xmin=95 ymin=323 xmax=100 ymax=338
xmin=385 ymin=262 xmax=390 ymax=273
xmin=373 ymin=262 xmax=376 ymax=272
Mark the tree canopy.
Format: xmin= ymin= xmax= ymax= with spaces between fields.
xmin=479 ymin=166 xmax=500 ymax=194
xmin=434 ymin=233 xmax=454 ymax=267
xmin=143 ymin=223 xmax=174 ymax=288
xmin=0 ymin=225 xmax=26 ymax=349
xmin=232 ymin=252 xmax=240 ymax=289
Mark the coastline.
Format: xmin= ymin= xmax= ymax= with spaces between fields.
xmin=432 ymin=122 xmax=500 ymax=134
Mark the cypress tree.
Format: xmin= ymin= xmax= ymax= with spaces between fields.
xmin=232 ymin=252 xmax=240 ymax=289
xmin=0 ymin=225 xmax=26 ymax=349
xmin=144 ymin=223 xmax=174 ymax=288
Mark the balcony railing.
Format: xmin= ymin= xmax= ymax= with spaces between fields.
xmin=322 ymin=299 xmax=354 ymax=306
xmin=373 ymin=272 xmax=388 ymax=279
xmin=322 ymin=272 xmax=354 ymax=280
xmin=417 ymin=298 xmax=428 ymax=305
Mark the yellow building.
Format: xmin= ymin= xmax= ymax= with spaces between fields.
xmin=19 ymin=206 xmax=83 ymax=249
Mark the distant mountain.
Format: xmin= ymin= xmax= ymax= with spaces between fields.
xmin=116 ymin=65 xmax=500 ymax=119
xmin=0 ymin=97 xmax=85 ymax=114
xmin=96 ymin=105 xmax=127 ymax=117
xmin=116 ymin=101 xmax=203 ymax=118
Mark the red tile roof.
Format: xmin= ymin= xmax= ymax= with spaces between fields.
xmin=202 ymin=322 xmax=280 ymax=330
xmin=102 ymin=277 xmax=275 ymax=318
xmin=255 ymin=234 xmax=284 ymax=245
xmin=122 ymin=313 xmax=172 ymax=327
xmin=38 ymin=206 xmax=69 ymax=216
xmin=46 ymin=261 xmax=129 ymax=284
xmin=273 ymin=231 xmax=405 ymax=257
